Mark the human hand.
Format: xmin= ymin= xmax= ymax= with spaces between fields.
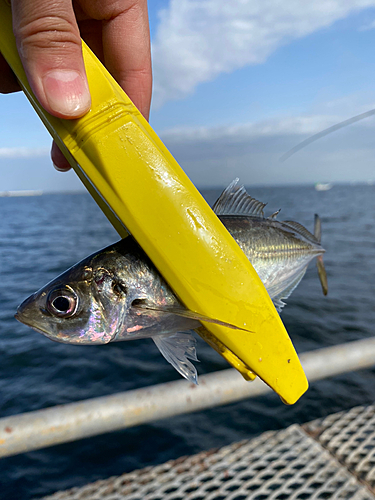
xmin=0 ymin=0 xmax=152 ymax=171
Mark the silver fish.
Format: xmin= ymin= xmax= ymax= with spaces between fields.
xmin=15 ymin=179 xmax=327 ymax=383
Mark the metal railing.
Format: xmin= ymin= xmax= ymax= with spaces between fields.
xmin=1 ymin=337 xmax=375 ymax=458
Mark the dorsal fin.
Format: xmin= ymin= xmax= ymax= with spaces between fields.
xmin=282 ymin=220 xmax=319 ymax=244
xmin=268 ymin=209 xmax=281 ymax=220
xmin=212 ymin=178 xmax=266 ymax=218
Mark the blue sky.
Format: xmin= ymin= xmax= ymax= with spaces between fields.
xmin=2 ymin=0 xmax=375 ymax=190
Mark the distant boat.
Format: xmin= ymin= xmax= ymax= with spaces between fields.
xmin=315 ymin=183 xmax=333 ymax=192
xmin=0 ymin=190 xmax=43 ymax=197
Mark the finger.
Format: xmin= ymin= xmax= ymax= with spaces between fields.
xmin=79 ymin=0 xmax=152 ymax=120
xmin=103 ymin=1 xmax=152 ymax=119
xmin=51 ymin=141 xmax=71 ymax=171
xmin=0 ymin=53 xmax=22 ymax=93
xmin=12 ymin=0 xmax=91 ymax=118
xmin=72 ymin=3 xmax=105 ymax=63
xmin=76 ymin=19 xmax=104 ymax=63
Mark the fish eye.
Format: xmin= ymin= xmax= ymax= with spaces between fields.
xmin=47 ymin=288 xmax=78 ymax=318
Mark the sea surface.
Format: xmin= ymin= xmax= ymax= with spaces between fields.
xmin=1 ymin=184 xmax=375 ymax=499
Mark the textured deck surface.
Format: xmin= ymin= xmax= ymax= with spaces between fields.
xmin=40 ymin=405 xmax=375 ymax=500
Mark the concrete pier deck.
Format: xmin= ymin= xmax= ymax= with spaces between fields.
xmin=40 ymin=404 xmax=375 ymax=500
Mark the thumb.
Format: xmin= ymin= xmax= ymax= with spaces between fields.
xmin=12 ymin=0 xmax=91 ymax=118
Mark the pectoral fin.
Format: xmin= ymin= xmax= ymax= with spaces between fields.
xmin=133 ymin=302 xmax=252 ymax=332
xmin=153 ymin=332 xmax=199 ymax=384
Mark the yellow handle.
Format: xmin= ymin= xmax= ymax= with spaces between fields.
xmin=0 ymin=0 xmax=308 ymax=404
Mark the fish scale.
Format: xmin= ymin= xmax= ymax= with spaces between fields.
xmin=222 ymin=214 xmax=324 ymax=298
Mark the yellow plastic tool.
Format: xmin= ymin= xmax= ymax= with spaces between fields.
xmin=0 ymin=0 xmax=308 ymax=404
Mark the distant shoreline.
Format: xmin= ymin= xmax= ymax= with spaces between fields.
xmin=0 ymin=190 xmax=43 ymax=197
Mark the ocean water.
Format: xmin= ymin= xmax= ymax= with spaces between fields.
xmin=1 ymin=184 xmax=375 ymax=499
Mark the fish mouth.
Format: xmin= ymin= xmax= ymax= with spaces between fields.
xmin=14 ymin=302 xmax=32 ymax=326
xmin=14 ymin=293 xmax=50 ymax=336
xmin=14 ymin=309 xmax=50 ymax=336
xmin=14 ymin=308 xmax=74 ymax=342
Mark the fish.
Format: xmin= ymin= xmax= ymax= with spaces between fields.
xmin=15 ymin=179 xmax=327 ymax=383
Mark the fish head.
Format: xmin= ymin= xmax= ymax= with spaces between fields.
xmin=14 ymin=243 xmax=150 ymax=344
xmin=15 ymin=240 xmax=181 ymax=344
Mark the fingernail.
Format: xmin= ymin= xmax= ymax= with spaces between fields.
xmin=43 ymin=70 xmax=91 ymax=117
xmin=53 ymin=162 xmax=70 ymax=172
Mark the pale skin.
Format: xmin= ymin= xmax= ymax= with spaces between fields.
xmin=0 ymin=0 xmax=152 ymax=171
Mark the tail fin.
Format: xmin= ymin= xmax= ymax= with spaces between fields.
xmin=317 ymin=256 xmax=328 ymax=296
xmin=314 ymin=214 xmax=321 ymax=242
xmin=314 ymin=214 xmax=328 ymax=295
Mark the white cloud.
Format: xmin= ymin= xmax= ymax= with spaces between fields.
xmin=161 ymin=115 xmax=340 ymax=142
xmin=0 ymin=147 xmax=49 ymax=158
xmin=160 ymin=112 xmax=375 ymax=186
xmin=152 ymin=0 xmax=375 ymax=107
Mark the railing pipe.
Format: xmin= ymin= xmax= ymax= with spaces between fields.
xmin=1 ymin=337 xmax=375 ymax=458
